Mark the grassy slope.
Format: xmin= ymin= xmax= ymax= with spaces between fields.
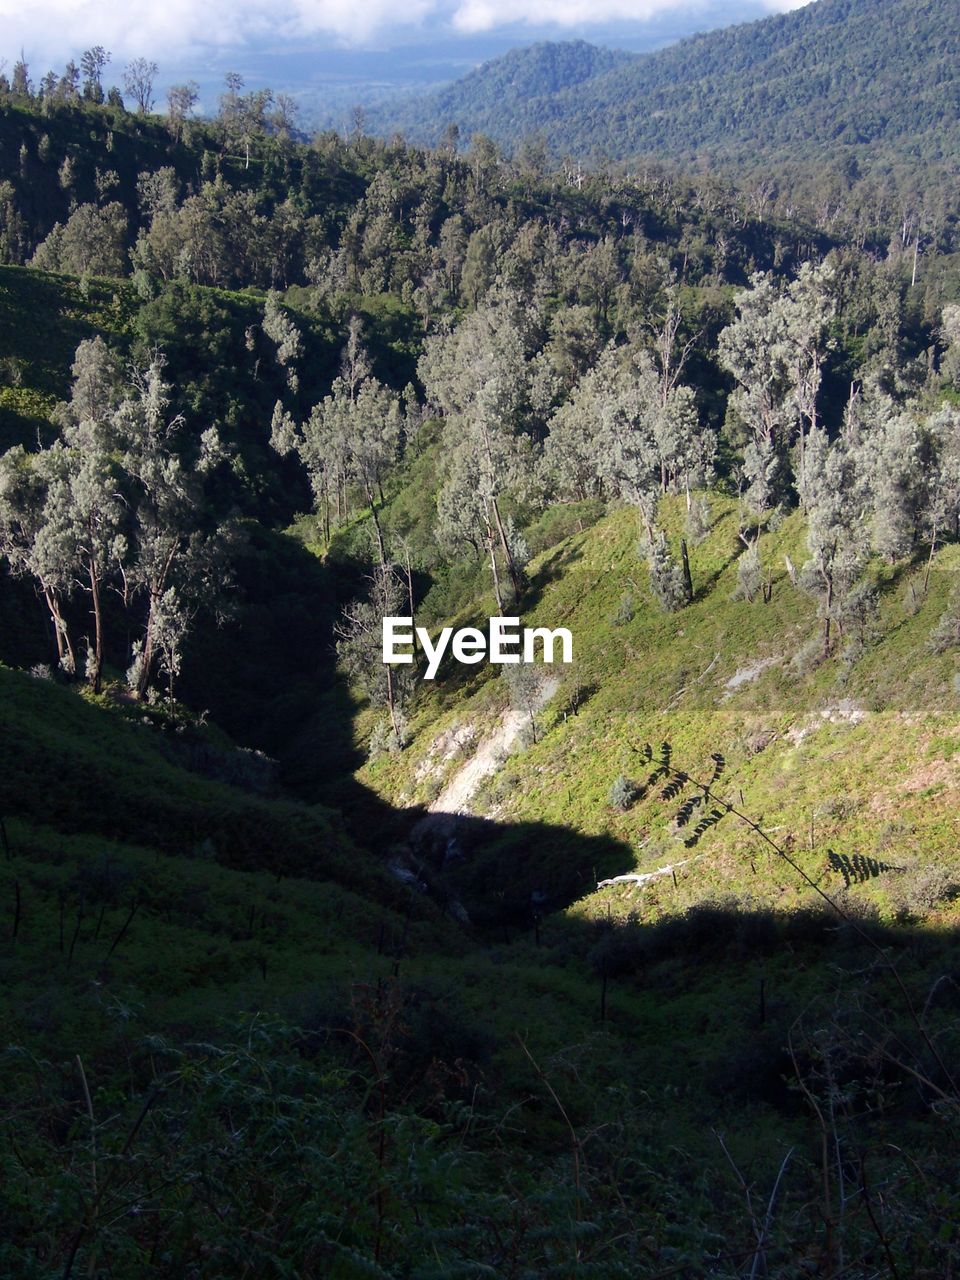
xmin=360 ymin=494 xmax=960 ymax=928
xmin=3 ymin=336 xmax=960 ymax=1267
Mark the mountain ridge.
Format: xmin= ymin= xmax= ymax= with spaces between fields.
xmin=368 ymin=0 xmax=960 ymax=178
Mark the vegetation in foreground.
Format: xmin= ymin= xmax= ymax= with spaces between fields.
xmin=0 ymin=67 xmax=959 ymax=1276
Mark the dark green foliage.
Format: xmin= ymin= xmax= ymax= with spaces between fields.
xmin=371 ymin=0 xmax=960 ymax=234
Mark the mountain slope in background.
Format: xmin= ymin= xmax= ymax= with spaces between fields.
xmin=369 ymin=0 xmax=960 ymax=175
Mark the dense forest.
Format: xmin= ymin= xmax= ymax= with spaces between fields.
xmin=2 ymin=16 xmax=960 ymax=1277
xmin=370 ymin=0 xmax=960 ymax=248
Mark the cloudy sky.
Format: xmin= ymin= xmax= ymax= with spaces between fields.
xmin=1 ymin=0 xmax=809 ymax=63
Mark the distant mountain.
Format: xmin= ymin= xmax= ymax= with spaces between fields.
xmin=369 ymin=0 xmax=960 ymax=175
xmin=366 ymin=39 xmax=631 ymax=144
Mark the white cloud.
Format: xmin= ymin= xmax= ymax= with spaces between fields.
xmin=0 ymin=0 xmax=812 ymax=63
xmin=451 ymin=0 xmax=810 ymax=34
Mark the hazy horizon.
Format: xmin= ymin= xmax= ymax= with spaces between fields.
xmin=0 ymin=0 xmax=811 ymax=128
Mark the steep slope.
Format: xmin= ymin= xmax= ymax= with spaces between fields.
xmin=371 ymin=0 xmax=960 ymax=174
xmin=361 ymin=495 xmax=960 ymax=929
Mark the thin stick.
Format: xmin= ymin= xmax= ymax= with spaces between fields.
xmin=516 ymin=1032 xmax=583 ymax=1262
xmin=749 ymin=1147 xmax=795 ymax=1280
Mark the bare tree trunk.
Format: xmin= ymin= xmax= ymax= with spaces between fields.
xmin=822 ymin=573 xmax=834 ymax=659
xmin=87 ymin=559 xmax=104 ymax=694
xmin=924 ymin=521 xmax=938 ymax=593
xmin=403 ymin=544 xmax=417 ymax=655
xmin=43 ymin=586 xmax=76 ymax=676
xmin=680 ymin=538 xmax=693 ymax=603
xmin=490 ymin=495 xmax=522 ymax=605
xmin=366 ymin=484 xmax=386 ymax=566
xmin=484 ymin=513 xmax=505 ymax=614
xmin=385 ymin=661 xmax=401 ymax=744
xmin=137 ymin=588 xmax=158 ymax=700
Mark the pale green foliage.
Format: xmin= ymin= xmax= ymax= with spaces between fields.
xmin=685 ymin=494 xmax=712 ymax=543
xmin=0 ymin=340 xmax=229 ymax=694
xmin=643 ymin=529 xmax=689 ymax=613
xmin=0 ymin=444 xmax=77 ymax=671
xmin=421 ymin=292 xmax=539 ymax=603
xmin=719 ymin=272 xmax=797 ymax=514
xmin=503 ymin=659 xmax=548 ymax=746
xmin=732 ymin=543 xmax=764 ymax=603
xmin=136 ymin=167 xmax=180 ymax=220
xmin=608 ymin=774 xmax=637 ymax=811
xmin=942 ymin=303 xmax=960 ymax=385
xmin=924 ymin=405 xmax=960 ymax=541
xmin=118 ymin=356 xmax=231 ymax=695
xmin=612 ymin=590 xmax=634 ymax=626
xmin=849 ymin=386 xmax=925 ymax=561
xmin=337 ymin=563 xmax=412 ymax=750
xmin=545 ymin=336 xmax=710 ymax=544
xmin=797 ymin=424 xmax=869 ymax=654
xmin=928 ymin=586 xmax=960 ymax=654
xmin=718 ymin=263 xmax=835 ymax=515
xmin=263 ymin=290 xmax=302 ymax=393
xmin=272 ymin=319 xmax=400 ymax=554
xmin=30 ymin=201 xmax=128 ymax=276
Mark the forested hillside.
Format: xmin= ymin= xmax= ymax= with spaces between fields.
xmin=2 ymin=58 xmax=960 ymax=1277
xmin=370 ymin=0 xmax=960 ymax=230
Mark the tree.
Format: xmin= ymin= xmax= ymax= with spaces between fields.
xmin=167 ymin=82 xmax=199 ymax=142
xmin=0 ymin=445 xmax=77 ymax=673
xmin=116 ymin=355 xmax=226 ymax=698
xmin=718 ymin=271 xmax=798 ymax=518
xmin=797 ymin=424 xmax=868 ymax=658
xmin=419 ymin=293 xmax=538 ymax=605
xmin=219 ymin=74 xmax=272 ymax=168
xmin=123 ymin=58 xmax=158 ymax=115
xmin=336 ymin=563 xmax=411 ymax=753
xmin=941 ymin=304 xmax=960 ymax=386
xmin=81 ymin=47 xmax=110 ymax=102
xmin=11 ymin=56 xmax=31 ymax=98
xmin=263 ymin=292 xmax=302 ymax=393
xmin=30 ymin=203 xmax=128 ymax=277
xmin=57 ymin=61 xmax=80 ymax=103
xmin=645 ymin=529 xmax=690 ymax=613
xmin=919 ymin=405 xmax=960 ymax=584
xmin=850 ymin=387 xmax=925 ymax=562
xmin=270 ymin=319 xmax=400 ymax=560
xmin=781 ymin=262 xmax=837 ymax=460
xmin=50 ymin=338 xmax=126 ymax=690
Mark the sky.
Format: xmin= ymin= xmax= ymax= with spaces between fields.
xmin=0 ymin=0 xmax=811 ymax=127
xmin=0 ymin=0 xmax=809 ymax=64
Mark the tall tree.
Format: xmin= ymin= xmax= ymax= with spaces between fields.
xmin=116 ymin=356 xmax=225 ymax=698
xmin=797 ymin=424 xmax=868 ymax=658
xmin=0 ymin=445 xmax=77 ymax=673
xmin=80 ymin=47 xmax=110 ymax=102
xmin=123 ymin=58 xmax=158 ymax=115
xmin=419 ymin=293 xmax=539 ymax=604
xmin=718 ymin=271 xmax=798 ymax=518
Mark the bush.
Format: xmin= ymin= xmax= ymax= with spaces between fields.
xmin=612 ymin=590 xmax=634 ymax=626
xmin=643 ymin=531 xmax=689 ymax=613
xmin=608 ymin=774 xmax=637 ymax=812
xmin=685 ymin=495 xmax=712 ymax=543
xmin=790 ymin=635 xmax=823 ymax=675
xmin=732 ymin=544 xmax=763 ymax=603
xmin=889 ymin=864 xmax=959 ymax=919
xmin=928 ymin=591 xmax=960 ymax=653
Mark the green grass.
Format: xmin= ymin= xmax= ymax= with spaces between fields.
xmin=358 ymin=494 xmax=960 ymax=931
